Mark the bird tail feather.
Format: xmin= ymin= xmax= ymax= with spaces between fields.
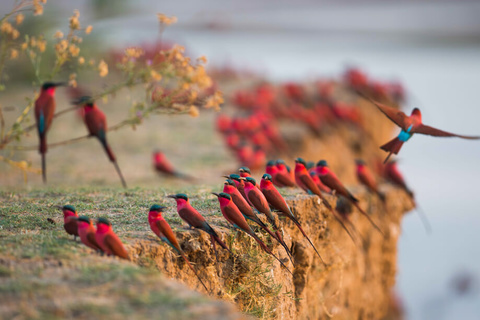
xmin=381 ymin=137 xmax=404 ymax=163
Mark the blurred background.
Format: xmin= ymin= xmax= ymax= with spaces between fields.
xmin=1 ymin=0 xmax=480 ymax=319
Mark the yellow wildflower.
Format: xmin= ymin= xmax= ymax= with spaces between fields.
xmin=33 ymin=0 xmax=44 ymax=15
xmin=11 ymin=29 xmax=20 ymax=40
xmin=124 ymin=47 xmax=144 ymax=59
xmin=37 ymin=39 xmax=46 ymax=52
xmin=68 ymin=73 xmax=77 ymax=87
xmin=188 ymin=105 xmax=199 ymax=117
xmin=197 ymin=55 xmax=207 ymax=64
xmin=0 ymin=21 xmax=13 ymax=34
xmin=85 ymin=25 xmax=93 ymax=34
xmin=189 ymin=90 xmax=198 ymax=103
xmin=150 ymin=70 xmax=162 ymax=82
xmin=69 ymin=44 xmax=80 ymax=57
xmin=69 ymin=10 xmax=80 ymax=30
xmin=157 ymin=13 xmax=177 ymax=26
xmin=204 ymin=90 xmax=224 ymax=111
xmin=54 ymin=30 xmax=64 ymax=39
xmin=192 ymin=65 xmax=213 ymax=89
xmin=55 ymin=39 xmax=68 ymax=53
xmin=21 ymin=42 xmax=28 ymax=51
xmin=78 ymin=57 xmax=85 ymax=64
xmin=15 ymin=14 xmax=24 ymax=25
xmin=98 ymin=60 xmax=108 ymax=77
xmin=10 ymin=49 xmax=18 ymax=60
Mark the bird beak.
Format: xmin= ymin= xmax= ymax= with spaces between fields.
xmin=211 ymin=192 xmax=220 ymax=197
xmin=55 ymin=205 xmax=63 ymax=210
xmin=222 ymin=175 xmax=230 ymax=179
xmin=167 ymin=195 xmax=177 ymax=199
xmin=239 ymin=177 xmax=246 ymax=181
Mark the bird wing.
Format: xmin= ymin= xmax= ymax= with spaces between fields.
xmin=413 ymin=124 xmax=480 ymax=139
xmin=179 ymin=208 xmax=206 ymax=228
xmin=155 ymin=219 xmax=181 ymax=252
xmin=262 ymin=188 xmax=291 ymax=217
xmin=224 ymin=205 xmax=252 ymax=232
xmin=247 ymin=190 xmax=271 ymax=214
xmin=299 ymin=173 xmax=321 ymax=195
xmin=321 ymin=173 xmax=357 ymax=201
xmin=275 ymin=173 xmax=295 ymax=187
xmin=104 ymin=234 xmax=129 ymax=259
xmin=85 ymin=108 xmax=107 ymax=138
xmin=86 ymin=231 xmax=102 ymax=250
xmin=35 ymin=95 xmax=56 ymax=134
xmin=370 ymin=100 xmax=408 ymax=130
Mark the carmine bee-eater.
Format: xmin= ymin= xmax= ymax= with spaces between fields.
xmin=260 ymin=174 xmax=326 ymax=264
xmin=222 ymin=179 xmax=292 ymax=256
xmin=368 ymin=100 xmax=479 ymax=163
xmin=212 ymin=192 xmax=292 ymax=274
xmin=167 ymin=193 xmax=232 ymax=260
xmin=95 ymin=217 xmax=129 ymax=260
xmin=266 ymin=160 xmax=294 ymax=188
xmin=75 ymin=216 xmax=102 ymax=251
xmin=295 ymin=158 xmax=357 ymax=244
xmin=276 ymin=160 xmax=296 ymax=187
xmin=239 ymin=166 xmax=251 ymax=178
xmin=75 ymin=96 xmax=127 ymax=188
xmin=152 ymin=150 xmax=193 ymax=180
xmin=148 ymin=204 xmax=208 ymax=291
xmin=58 ymin=204 xmax=79 ymax=240
xmin=223 ymin=174 xmax=248 ymax=200
xmin=384 ymin=161 xmax=431 ymax=233
xmin=243 ymin=177 xmax=294 ymax=263
xmin=35 ymin=82 xmax=65 ymax=183
xmin=355 ymin=159 xmax=386 ymax=202
xmin=316 ymin=160 xmax=384 ymax=235
xmin=309 ymin=169 xmax=331 ymax=193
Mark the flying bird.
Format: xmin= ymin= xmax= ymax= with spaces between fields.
xmin=167 ymin=193 xmax=232 ymax=260
xmin=95 ymin=217 xmax=129 ymax=260
xmin=75 ymin=216 xmax=102 ymax=252
xmin=212 ymin=192 xmax=292 ymax=274
xmin=368 ymin=99 xmax=479 ymax=163
xmin=316 ymin=160 xmax=384 ymax=235
xmin=35 ymin=82 xmax=65 ymax=183
xmin=260 ymin=174 xmax=326 ymax=264
xmin=148 ymin=204 xmax=208 ymax=291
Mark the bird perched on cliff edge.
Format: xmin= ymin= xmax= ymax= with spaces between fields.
xmin=212 ymin=192 xmax=292 ymax=274
xmin=366 ymin=99 xmax=479 ymax=163
xmin=148 ymin=204 xmax=208 ymax=291
xmin=316 ymin=160 xmax=384 ymax=236
xmin=74 ymin=96 xmax=127 ymax=188
xmin=260 ymin=174 xmax=326 ymax=265
xmin=95 ymin=217 xmax=129 ymax=260
xmin=35 ymin=82 xmax=66 ymax=183
xmin=167 ymin=193 xmax=232 ymax=260
xmin=355 ymin=159 xmax=386 ymax=202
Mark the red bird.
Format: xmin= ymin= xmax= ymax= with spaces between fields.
xmin=35 ymin=82 xmax=65 ymax=183
xmin=384 ymin=161 xmax=431 ymax=233
xmin=309 ymin=169 xmax=331 ymax=193
xmin=243 ymin=177 xmax=293 ymax=263
xmin=222 ymin=179 xmax=291 ymax=255
xmin=355 ymin=159 xmax=386 ymax=202
xmin=238 ymin=166 xmax=251 ymax=178
xmin=260 ymin=174 xmax=326 ymax=264
xmin=275 ymin=160 xmax=295 ymax=187
xmin=153 ymin=150 xmax=193 ymax=180
xmin=95 ymin=217 xmax=129 ymax=260
xmin=223 ymin=174 xmax=248 ymax=201
xmin=148 ymin=204 xmax=208 ymax=291
xmin=266 ymin=160 xmax=294 ymax=188
xmin=76 ymin=96 xmax=127 ymax=188
xmin=59 ymin=204 xmax=78 ymax=240
xmin=369 ymin=100 xmax=479 ymax=163
xmin=75 ymin=216 xmax=102 ymax=251
xmin=316 ymin=160 xmax=384 ymax=235
xmin=212 ymin=192 xmax=292 ymax=274
xmin=167 ymin=193 xmax=232 ymax=260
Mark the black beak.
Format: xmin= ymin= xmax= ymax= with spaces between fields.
xmin=167 ymin=195 xmax=177 ymax=199
xmin=211 ymin=192 xmax=220 ymax=197
xmin=55 ymin=205 xmax=63 ymax=210
xmin=222 ymin=175 xmax=230 ymax=179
